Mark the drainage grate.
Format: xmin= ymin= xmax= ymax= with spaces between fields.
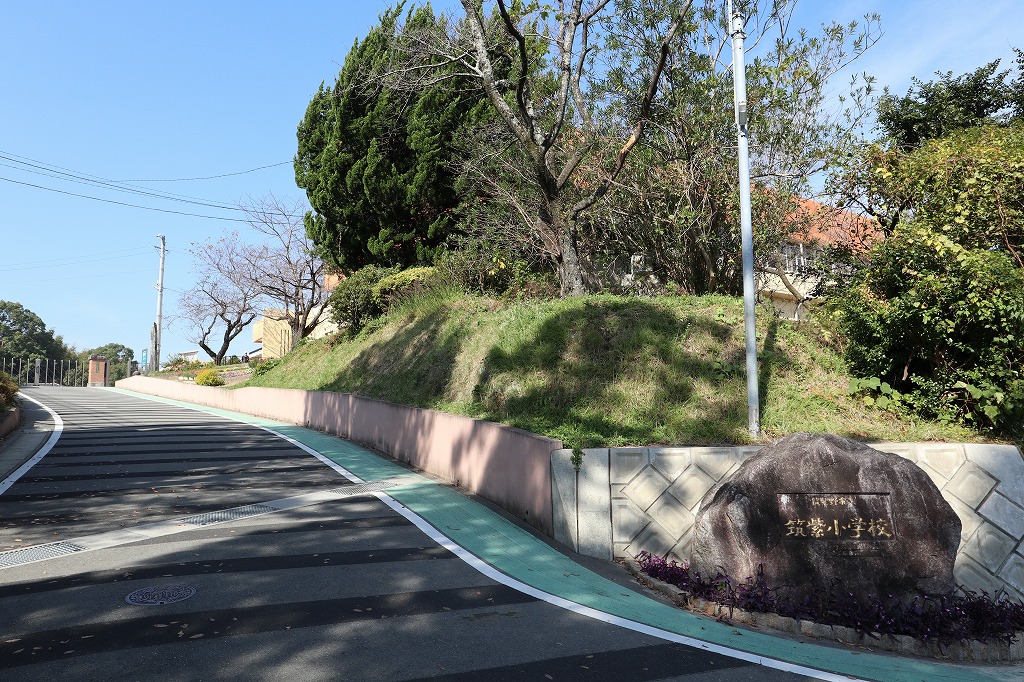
xmin=327 ymin=480 xmax=401 ymax=497
xmin=179 ymin=503 xmax=281 ymax=527
xmin=0 ymin=541 xmax=86 ymax=569
xmin=125 ymin=584 xmax=197 ymax=606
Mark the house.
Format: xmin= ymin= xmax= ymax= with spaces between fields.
xmin=759 ymin=198 xmax=879 ymax=320
xmin=250 ymin=275 xmax=341 ymax=360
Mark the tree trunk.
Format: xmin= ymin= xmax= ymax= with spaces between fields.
xmin=540 ymin=194 xmax=586 ymax=297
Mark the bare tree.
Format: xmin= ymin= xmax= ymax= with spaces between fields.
xmin=388 ymin=0 xmax=690 ymax=296
xmin=237 ymin=193 xmax=328 ymax=348
xmin=177 ymin=232 xmax=261 ymax=365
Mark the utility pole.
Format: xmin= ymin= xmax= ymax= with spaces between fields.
xmin=154 ymin=234 xmax=166 ymax=372
xmin=730 ymin=1 xmax=760 ymax=437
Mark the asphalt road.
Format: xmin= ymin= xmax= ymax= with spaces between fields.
xmin=0 ymin=387 xmax=812 ymax=681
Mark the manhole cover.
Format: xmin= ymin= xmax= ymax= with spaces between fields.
xmin=125 ymin=584 xmax=197 ymax=606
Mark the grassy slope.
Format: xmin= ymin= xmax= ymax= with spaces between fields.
xmin=245 ymin=290 xmax=980 ymax=447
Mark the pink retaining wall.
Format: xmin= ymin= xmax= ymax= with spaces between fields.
xmin=115 ymin=377 xmax=560 ymax=535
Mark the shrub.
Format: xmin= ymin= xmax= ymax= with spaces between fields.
xmin=0 ymin=371 xmax=17 ymax=409
xmin=195 ymin=369 xmax=225 ymax=386
xmin=372 ymin=266 xmax=438 ymax=307
xmin=250 ymin=358 xmax=281 ymax=378
xmin=328 ymin=265 xmax=399 ymax=335
xmin=827 ymin=224 xmax=1024 ymax=434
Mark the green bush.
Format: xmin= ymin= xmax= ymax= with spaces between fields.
xmin=828 ymin=225 xmax=1024 ymax=433
xmin=373 ymin=266 xmax=438 ymax=307
xmin=435 ymin=244 xmax=554 ymax=298
xmin=195 ymin=369 xmax=225 ymax=386
xmin=0 ymin=371 xmax=18 ymax=409
xmin=329 ymin=265 xmax=399 ymax=335
xmin=250 ymin=358 xmax=281 ymax=378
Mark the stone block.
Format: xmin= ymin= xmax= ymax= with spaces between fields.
xmin=611 ymin=498 xmax=649 ymax=544
xmin=916 ymin=444 xmax=965 ymax=480
xmin=668 ymin=530 xmax=693 ymax=564
xmin=963 ymin=523 xmax=1016 ymax=573
xmin=628 ymin=518 xmax=677 ymax=559
xmin=979 ymin=492 xmax=1024 ymax=541
xmin=650 ymin=447 xmax=690 ymax=479
xmin=693 ymin=447 xmax=743 ymax=481
xmin=999 ymin=553 xmax=1024 ymax=594
xmin=914 ymin=460 xmax=950 ymax=489
xmin=620 ymin=466 xmax=671 ymax=511
xmin=667 ymin=466 xmax=718 ymax=511
xmin=876 ymin=442 xmax=917 ymax=463
xmin=646 ymin=494 xmax=695 ymax=540
xmin=944 ymin=496 xmax=983 ymax=542
xmin=964 ymin=444 xmax=1024 ymax=489
xmin=954 ymin=555 xmax=1001 ymax=595
xmin=947 ymin=462 xmax=997 ymax=509
xmin=610 ymin=447 xmax=650 ymax=486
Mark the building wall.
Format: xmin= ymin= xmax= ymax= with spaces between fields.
xmin=552 ymin=442 xmax=1024 ymax=600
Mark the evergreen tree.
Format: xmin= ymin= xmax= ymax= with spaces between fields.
xmin=295 ymin=4 xmax=480 ymax=273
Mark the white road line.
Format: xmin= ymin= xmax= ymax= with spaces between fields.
xmin=0 ymin=392 xmax=64 ymax=495
xmin=100 ymin=389 xmax=866 ymax=682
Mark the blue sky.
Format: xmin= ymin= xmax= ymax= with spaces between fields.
xmin=0 ymin=1 xmax=1019 ymax=363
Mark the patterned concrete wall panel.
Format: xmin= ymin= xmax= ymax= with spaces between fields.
xmin=577 ymin=449 xmax=612 ymax=560
xmin=668 ymin=531 xmax=693 ymax=564
xmin=978 ymin=493 xmax=1024 ymax=540
xmin=1001 ymin=553 xmax=1024 ymax=600
xmin=550 ymin=449 xmax=579 ymax=552
xmin=627 ymin=518 xmax=679 ymax=561
xmin=963 ymin=524 xmax=1016 ymax=573
xmin=947 ymin=462 xmax=998 ymax=509
xmin=956 ymin=555 xmax=1011 ymax=596
xmin=964 ymin=444 xmax=1024 ymax=493
xmin=611 ymin=498 xmax=649 ymax=545
xmin=620 ymin=466 xmax=672 ymax=511
xmin=610 ymin=448 xmax=650 ymax=487
xmin=875 ymin=442 xmax=918 ymax=463
xmin=692 ymin=447 xmax=745 ymax=481
xmin=666 ymin=466 xmax=718 ymax=511
xmin=651 ymin=448 xmax=691 ymax=480
xmin=915 ymin=444 xmax=966 ymax=480
xmin=646 ymin=495 xmax=695 ymax=539
xmin=944 ymin=496 xmax=983 ymax=543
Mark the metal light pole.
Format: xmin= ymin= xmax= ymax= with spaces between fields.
xmin=730 ymin=1 xmax=760 ymax=437
xmin=154 ymin=234 xmax=166 ymax=372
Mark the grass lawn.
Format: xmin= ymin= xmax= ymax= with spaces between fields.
xmin=244 ymin=289 xmax=984 ymax=448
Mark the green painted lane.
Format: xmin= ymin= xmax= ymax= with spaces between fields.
xmin=104 ymin=388 xmax=1012 ymax=682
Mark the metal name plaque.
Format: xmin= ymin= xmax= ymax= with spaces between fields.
xmin=778 ymin=493 xmax=895 ymax=556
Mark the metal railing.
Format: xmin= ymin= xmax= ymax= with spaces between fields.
xmin=0 ymin=357 xmax=87 ymax=387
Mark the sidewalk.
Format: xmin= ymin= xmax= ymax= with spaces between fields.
xmin=15 ymin=386 xmax=1023 ymax=682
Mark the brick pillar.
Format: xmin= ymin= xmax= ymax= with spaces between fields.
xmin=88 ymin=355 xmax=108 ymax=387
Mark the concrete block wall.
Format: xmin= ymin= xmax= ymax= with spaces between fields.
xmin=116 ymin=377 xmax=561 ymax=535
xmin=552 ymin=441 xmax=1024 ymax=599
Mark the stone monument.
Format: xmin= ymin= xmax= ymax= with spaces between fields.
xmin=690 ymin=433 xmax=961 ymax=598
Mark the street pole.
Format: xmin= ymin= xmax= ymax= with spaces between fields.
xmin=730 ymin=1 xmax=760 ymax=437
xmin=154 ymin=234 xmax=166 ymax=372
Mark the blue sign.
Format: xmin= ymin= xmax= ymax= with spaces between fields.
xmin=141 ymin=349 xmax=148 ymax=368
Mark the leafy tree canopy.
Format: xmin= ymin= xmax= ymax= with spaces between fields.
xmin=0 ymin=301 xmax=72 ymax=359
xmin=876 ymin=52 xmax=1023 ymax=149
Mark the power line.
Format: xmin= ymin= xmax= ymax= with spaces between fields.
xmin=0 ymin=246 xmax=153 ymax=268
xmin=0 ymin=154 xmax=244 ymax=211
xmin=0 ymin=176 xmax=249 ymax=222
xmin=0 ymin=248 xmax=154 ymax=272
xmin=0 ymin=268 xmax=154 ymax=285
xmin=114 ymin=161 xmax=292 ymax=182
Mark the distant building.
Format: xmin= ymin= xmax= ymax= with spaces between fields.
xmin=759 ymin=198 xmax=879 ymax=321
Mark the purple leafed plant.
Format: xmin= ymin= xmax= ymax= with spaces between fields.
xmin=635 ymin=551 xmax=1024 ymax=645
